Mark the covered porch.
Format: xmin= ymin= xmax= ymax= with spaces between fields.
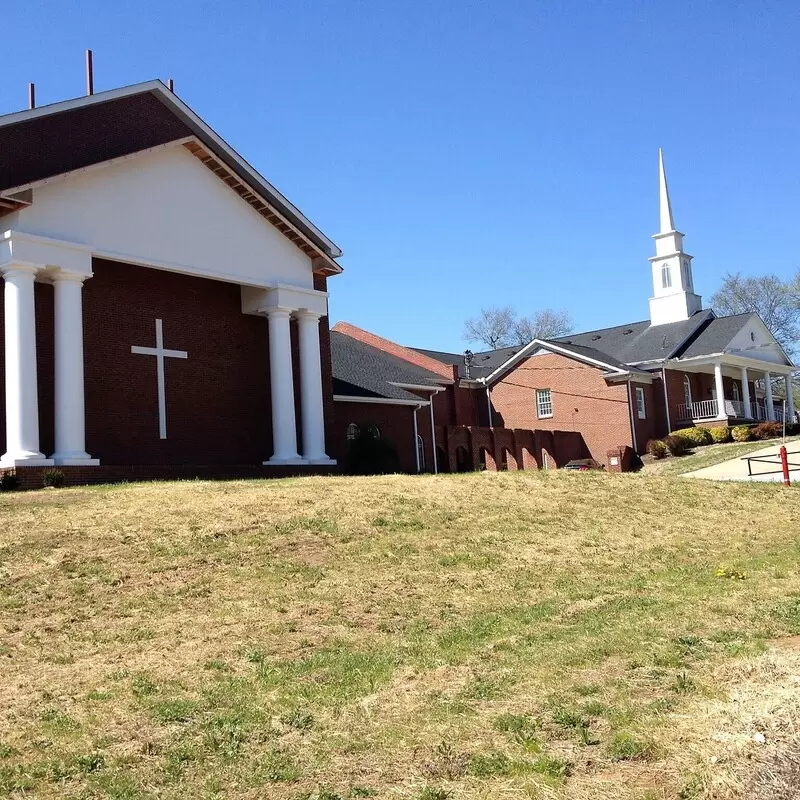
xmin=671 ymin=355 xmax=795 ymax=426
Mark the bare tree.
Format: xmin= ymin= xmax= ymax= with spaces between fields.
xmin=462 ymin=307 xmax=516 ymax=349
xmin=512 ymin=309 xmax=573 ymax=344
xmin=463 ymin=307 xmax=574 ymax=349
xmin=710 ymin=272 xmax=800 ymax=356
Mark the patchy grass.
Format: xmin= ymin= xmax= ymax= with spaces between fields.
xmin=1 ymin=470 xmax=800 ymax=799
xmin=644 ymin=435 xmax=800 ymax=475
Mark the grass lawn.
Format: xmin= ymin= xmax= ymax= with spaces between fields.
xmin=1 ymin=471 xmax=800 ymax=799
xmin=643 ymin=435 xmax=800 ymax=476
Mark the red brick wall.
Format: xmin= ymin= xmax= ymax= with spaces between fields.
xmin=488 ymin=353 xmax=636 ymax=464
xmin=330 ymin=400 xmax=420 ymax=472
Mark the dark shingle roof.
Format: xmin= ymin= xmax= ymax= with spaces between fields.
xmin=542 ymin=340 xmax=640 ymax=373
xmin=676 ymin=313 xmax=755 ymax=359
xmin=331 ymin=331 xmax=442 ymax=401
xmin=551 ymin=310 xmax=713 ymax=364
xmin=413 ymin=346 xmax=520 ymax=379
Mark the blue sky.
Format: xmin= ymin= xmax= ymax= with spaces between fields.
xmin=4 ymin=1 xmax=800 ymax=351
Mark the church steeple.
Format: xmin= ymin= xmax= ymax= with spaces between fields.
xmin=648 ymin=150 xmax=702 ymax=326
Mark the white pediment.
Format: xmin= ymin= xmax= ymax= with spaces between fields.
xmin=6 ymin=142 xmax=314 ymax=289
xmin=726 ymin=315 xmax=793 ymax=367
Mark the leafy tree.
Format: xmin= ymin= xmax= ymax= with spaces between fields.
xmin=710 ymin=272 xmax=799 ymax=356
xmin=463 ymin=307 xmax=573 ymax=349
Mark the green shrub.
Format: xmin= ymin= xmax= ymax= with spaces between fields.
xmin=673 ymin=427 xmax=713 ymax=446
xmin=752 ymin=421 xmax=782 ymax=440
xmin=345 ymin=431 xmax=400 ymax=475
xmin=42 ymin=469 xmax=66 ymax=489
xmin=0 ymin=472 xmax=20 ymax=492
xmin=663 ymin=435 xmax=689 ymax=456
xmin=709 ymin=426 xmax=731 ymax=443
xmin=647 ymin=439 xmax=668 ymax=459
xmin=731 ymin=425 xmax=752 ymax=442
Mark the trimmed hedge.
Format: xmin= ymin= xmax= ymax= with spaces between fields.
xmin=731 ymin=425 xmax=752 ymax=442
xmin=752 ymin=421 xmax=783 ymax=440
xmin=663 ymin=434 xmax=690 ymax=456
xmin=709 ymin=426 xmax=732 ymax=444
xmin=647 ymin=439 xmax=668 ymax=460
xmin=673 ymin=427 xmax=713 ymax=447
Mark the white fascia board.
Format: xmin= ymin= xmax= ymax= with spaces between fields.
xmin=0 ymin=80 xmax=342 ymax=260
xmin=668 ymin=353 xmax=795 ymax=374
xmin=388 ymin=382 xmax=446 ymax=393
xmin=604 ymin=371 xmax=654 ymax=384
xmin=333 ymin=394 xmax=429 ymax=407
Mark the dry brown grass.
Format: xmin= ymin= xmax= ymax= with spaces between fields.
xmin=1 ymin=471 xmax=799 ymax=799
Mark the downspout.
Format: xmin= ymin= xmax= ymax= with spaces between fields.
xmin=661 ymin=365 xmax=672 ymax=434
xmin=626 ymin=377 xmax=639 ymax=454
xmin=484 ymin=381 xmax=492 ymax=427
xmin=429 ymin=394 xmax=438 ymax=474
xmin=412 ymin=404 xmax=421 ymax=473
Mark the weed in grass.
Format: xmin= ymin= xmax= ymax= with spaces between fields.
xmin=131 ymin=674 xmax=158 ymax=697
xmin=74 ymin=752 xmax=106 ymax=774
xmin=573 ymin=683 xmax=601 ymax=696
xmin=467 ymin=751 xmax=511 ymax=777
xmin=280 ymin=708 xmax=315 ymax=731
xmin=151 ymin=698 xmax=199 ymax=723
xmin=203 ymin=659 xmax=232 ymax=672
xmin=349 ymin=788 xmax=378 ymax=797
xmin=163 ymin=745 xmax=198 ymax=778
xmin=0 ymin=745 xmax=18 ymax=759
xmin=418 ymin=789 xmax=451 ymax=800
xmin=607 ymin=732 xmax=656 ymax=762
xmin=421 ymin=741 xmax=469 ymax=780
xmin=87 ymin=690 xmax=113 ymax=701
xmin=39 ymin=708 xmax=78 ymax=733
xmin=251 ymin=749 xmax=300 ymax=784
xmin=716 ymin=566 xmax=747 ymax=580
xmin=91 ymin=770 xmax=144 ymax=799
xmin=245 ymin=648 xmax=267 ymax=664
xmin=552 ymin=708 xmax=588 ymax=731
xmin=582 ymin=700 xmax=609 ymax=717
xmin=531 ymin=756 xmax=572 ymax=780
xmin=672 ymin=671 xmax=696 ymax=694
xmin=203 ymin=717 xmax=247 ymax=758
xmin=678 ymin=774 xmax=706 ymax=799
xmin=493 ymin=712 xmax=541 ymax=749
xmin=576 ymin=725 xmax=599 ymax=746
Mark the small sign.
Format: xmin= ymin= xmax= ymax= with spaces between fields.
xmin=610 ymin=457 xmax=619 ymax=466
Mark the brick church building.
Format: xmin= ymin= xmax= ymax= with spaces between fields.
xmin=0 ymin=80 xmax=341 ymax=481
xmin=0 ymin=80 xmax=794 ymax=483
xmin=330 ymin=152 xmax=795 ymax=472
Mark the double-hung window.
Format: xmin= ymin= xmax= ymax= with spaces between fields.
xmin=536 ymin=388 xmax=553 ymax=419
xmin=635 ymin=386 xmax=646 ymax=419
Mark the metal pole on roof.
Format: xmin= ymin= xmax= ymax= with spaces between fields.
xmin=28 ymin=83 xmax=35 ymax=109
xmin=85 ymin=50 xmax=94 ymax=96
xmin=168 ymin=78 xmax=175 ymax=93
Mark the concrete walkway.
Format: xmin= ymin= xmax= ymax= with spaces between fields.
xmin=684 ymin=442 xmax=800 ymax=483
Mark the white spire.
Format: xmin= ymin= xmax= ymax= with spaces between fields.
xmin=658 ymin=148 xmax=675 ymax=233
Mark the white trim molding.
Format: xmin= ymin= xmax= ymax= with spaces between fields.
xmin=334 ymin=394 xmax=431 ymax=407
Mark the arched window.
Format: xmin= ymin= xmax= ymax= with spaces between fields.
xmin=732 ymin=382 xmax=740 ymax=402
xmin=346 ymin=422 xmax=360 ymax=441
xmin=683 ymin=260 xmax=693 ymax=290
xmin=683 ymin=374 xmax=692 ymax=408
xmin=662 ymin=263 xmax=672 ymax=289
xmin=368 ymin=424 xmax=381 ymax=440
xmin=416 ymin=435 xmax=425 ymax=471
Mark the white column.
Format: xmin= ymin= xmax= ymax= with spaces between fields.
xmin=740 ymin=367 xmax=751 ymax=419
xmin=1 ymin=266 xmax=52 ymax=466
xmin=295 ymin=310 xmax=333 ymax=463
xmin=265 ymin=308 xmax=304 ymax=464
xmin=51 ymin=271 xmax=98 ymax=465
xmin=786 ymin=375 xmax=795 ymax=423
xmin=713 ymin=361 xmax=727 ymax=420
xmin=764 ymin=371 xmax=775 ymax=421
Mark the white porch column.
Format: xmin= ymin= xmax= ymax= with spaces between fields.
xmin=295 ymin=310 xmax=333 ymax=463
xmin=785 ymin=374 xmax=794 ymax=423
xmin=764 ymin=370 xmax=775 ymax=421
xmin=265 ymin=308 xmax=304 ymax=464
xmin=713 ymin=361 xmax=727 ymax=420
xmin=51 ymin=271 xmax=98 ymax=465
xmin=740 ymin=367 xmax=751 ymax=419
xmin=1 ymin=266 xmax=52 ymax=466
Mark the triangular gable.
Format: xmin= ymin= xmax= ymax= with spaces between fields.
xmin=11 ymin=143 xmax=315 ymax=288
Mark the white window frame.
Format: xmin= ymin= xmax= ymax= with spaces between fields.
xmin=536 ymin=388 xmax=553 ymax=419
xmin=346 ymin=422 xmax=360 ymax=441
xmin=416 ymin=434 xmax=425 ymax=471
xmin=635 ymin=386 xmax=646 ymax=419
xmin=662 ymin=263 xmax=672 ymax=289
xmin=683 ymin=374 xmax=692 ymax=407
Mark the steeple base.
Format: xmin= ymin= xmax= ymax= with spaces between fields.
xmin=649 ymin=291 xmax=703 ymax=326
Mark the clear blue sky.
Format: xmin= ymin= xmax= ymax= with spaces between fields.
xmin=4 ymin=1 xmax=800 ymax=351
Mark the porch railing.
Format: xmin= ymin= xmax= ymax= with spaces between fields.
xmin=676 ymin=399 xmax=782 ymax=422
